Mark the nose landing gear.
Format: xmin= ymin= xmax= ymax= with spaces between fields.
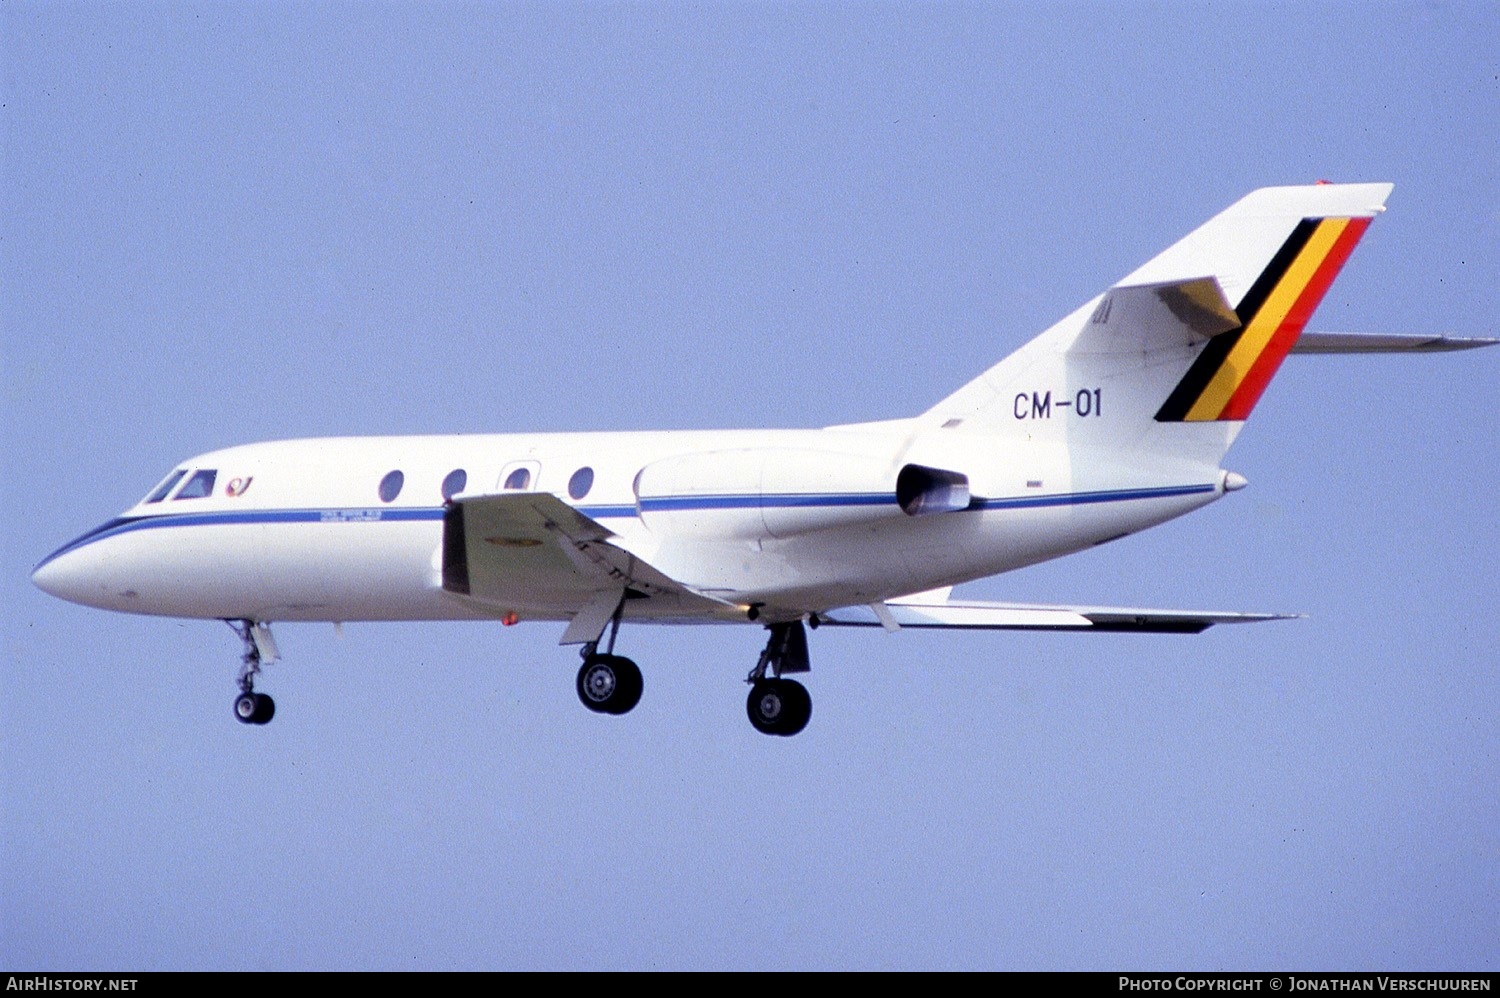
xmin=227 ymin=619 xmax=278 ymax=725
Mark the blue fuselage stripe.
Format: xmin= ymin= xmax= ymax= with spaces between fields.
xmin=637 ymin=493 xmax=895 ymax=513
xmin=34 ymin=507 xmax=448 ymax=570
xmin=970 ymin=483 xmax=1216 ymax=511
xmin=36 ymin=483 xmax=1216 ymax=570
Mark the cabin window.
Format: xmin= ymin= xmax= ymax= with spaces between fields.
xmin=441 ymin=469 xmax=467 ymax=500
xmin=496 ymin=460 xmax=540 ymax=493
xmin=143 ymin=469 xmax=188 ymax=504
xmin=378 ymin=470 xmax=405 ymax=503
xmin=174 ymin=469 xmax=217 ymax=500
xmin=568 ymin=467 xmax=594 ymax=500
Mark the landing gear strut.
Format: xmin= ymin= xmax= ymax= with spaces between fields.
xmin=745 ymin=621 xmax=812 ymax=737
xmin=575 ymin=598 xmax=643 ymax=715
xmin=228 ymin=619 xmax=276 ymax=725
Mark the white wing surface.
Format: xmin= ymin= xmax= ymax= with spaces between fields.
xmin=443 ymin=492 xmax=733 ymax=639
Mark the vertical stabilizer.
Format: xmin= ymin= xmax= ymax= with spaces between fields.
xmin=922 ymin=184 xmax=1393 ymax=457
xmin=1150 ymin=195 xmax=1385 ymax=421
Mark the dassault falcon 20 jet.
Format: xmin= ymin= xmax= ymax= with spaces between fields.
xmin=32 ymin=182 xmax=1495 ymax=735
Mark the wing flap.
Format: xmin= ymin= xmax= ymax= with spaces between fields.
xmin=444 ymin=492 xmax=731 ymax=637
xmin=820 ymin=599 xmax=1300 ymax=634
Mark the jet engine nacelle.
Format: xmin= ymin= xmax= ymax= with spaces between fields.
xmin=634 ymin=449 xmax=969 ymax=540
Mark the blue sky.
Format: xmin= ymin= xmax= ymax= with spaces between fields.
xmin=3 ymin=1 xmax=1496 ymax=970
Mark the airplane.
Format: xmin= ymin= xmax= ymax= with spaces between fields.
xmin=31 ymin=182 xmax=1496 ymax=736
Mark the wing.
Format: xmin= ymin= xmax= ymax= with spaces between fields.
xmin=1292 ymin=332 xmax=1498 ymax=354
xmin=443 ymin=492 xmax=734 ymax=642
xmin=819 ymin=598 xmax=1301 ymax=634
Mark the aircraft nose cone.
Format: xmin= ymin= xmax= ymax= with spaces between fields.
xmin=32 ymin=550 xmax=91 ymax=605
xmin=32 ymin=520 xmax=129 ymax=610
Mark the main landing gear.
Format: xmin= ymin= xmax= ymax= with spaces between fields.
xmin=744 ymin=621 xmax=812 ymax=737
xmin=228 ymin=619 xmax=277 ymax=725
xmin=575 ymin=599 xmax=643 ymax=716
xmin=567 ymin=599 xmax=814 ymax=735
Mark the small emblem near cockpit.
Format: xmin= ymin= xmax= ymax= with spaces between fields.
xmin=225 ymin=477 xmax=253 ymax=497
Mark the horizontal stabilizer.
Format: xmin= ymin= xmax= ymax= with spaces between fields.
xmin=819 ymin=599 xmax=1301 ymax=634
xmin=1082 ymin=277 xmax=1240 ymax=351
xmin=1292 ymin=332 xmax=1500 ymax=354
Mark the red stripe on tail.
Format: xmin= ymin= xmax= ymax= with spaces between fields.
xmin=1219 ymin=217 xmax=1371 ymax=421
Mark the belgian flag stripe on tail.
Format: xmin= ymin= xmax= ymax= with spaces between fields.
xmin=1155 ymin=215 xmax=1372 ymax=422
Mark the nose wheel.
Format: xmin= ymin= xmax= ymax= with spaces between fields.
xmin=234 ymin=691 xmax=276 ymax=725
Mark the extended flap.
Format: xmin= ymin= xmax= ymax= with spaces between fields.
xmin=443 ymin=492 xmax=731 ymax=634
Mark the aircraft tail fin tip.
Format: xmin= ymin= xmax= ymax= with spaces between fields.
xmin=1152 ymin=186 xmax=1390 ymax=422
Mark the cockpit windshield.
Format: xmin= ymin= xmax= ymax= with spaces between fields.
xmin=174 ymin=469 xmax=218 ymax=500
xmin=142 ymin=469 xmax=188 ymax=504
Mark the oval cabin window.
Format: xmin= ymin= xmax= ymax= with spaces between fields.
xmin=441 ymin=469 xmax=467 ymax=500
xmin=568 ymin=467 xmax=594 ymax=500
xmin=378 ymin=470 xmax=405 ymax=503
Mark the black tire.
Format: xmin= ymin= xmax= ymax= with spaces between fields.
xmin=747 ymin=679 xmax=786 ymax=735
xmin=605 ymin=656 xmax=642 ymax=715
xmin=252 ymin=692 xmax=275 ymax=725
xmin=777 ymin=679 xmax=811 ymax=737
xmin=747 ymin=679 xmax=812 ymax=736
xmin=576 ymin=655 xmax=643 ymax=715
xmin=234 ymin=692 xmax=259 ymax=724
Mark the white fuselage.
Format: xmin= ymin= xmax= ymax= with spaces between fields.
xmin=32 ymin=422 xmax=1227 ymax=626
